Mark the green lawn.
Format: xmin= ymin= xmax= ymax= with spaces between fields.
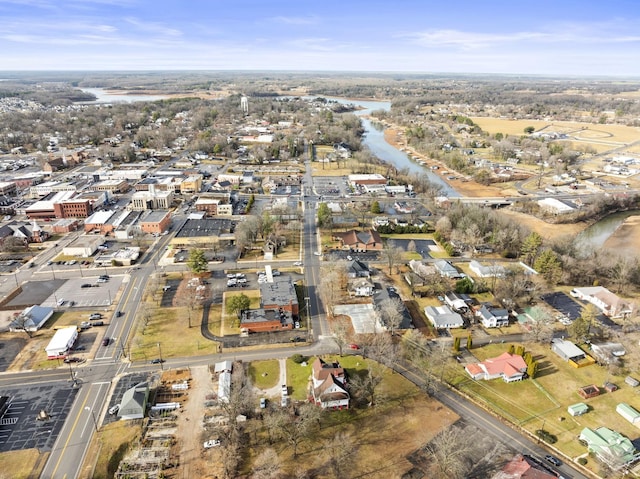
xmin=248 ymin=360 xmax=280 ymax=389
xmin=286 ymin=357 xmax=313 ymax=399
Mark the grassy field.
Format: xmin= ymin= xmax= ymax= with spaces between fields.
xmin=286 ymin=356 xmax=314 ymax=399
xmin=248 ymin=360 xmax=280 ymax=390
xmin=0 ymin=449 xmax=45 ymax=479
xmin=82 ymin=421 xmax=141 ymax=479
xmin=221 ymin=289 xmax=261 ymax=335
xmin=128 ymin=304 xmax=219 ymax=361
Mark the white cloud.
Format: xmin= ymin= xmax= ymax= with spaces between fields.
xmin=123 ymin=17 xmax=182 ymax=37
xmin=269 ymin=15 xmax=318 ymax=25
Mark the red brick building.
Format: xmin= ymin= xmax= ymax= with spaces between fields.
xmin=139 ymin=210 xmax=172 ymax=235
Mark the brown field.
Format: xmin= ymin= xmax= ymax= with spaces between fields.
xmin=499 ymin=209 xmax=588 ymax=240
xmin=0 ymin=449 xmax=45 ymax=479
xmin=471 ymin=117 xmax=640 ymax=144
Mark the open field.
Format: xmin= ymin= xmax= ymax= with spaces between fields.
xmin=470 ymin=117 xmax=640 ymax=143
xmin=248 ymin=359 xmax=280 ymax=389
xmin=81 ymin=421 xmax=141 ymax=479
xmin=602 ymin=215 xmax=640 ymax=259
xmin=0 ymin=448 xmax=45 ymax=479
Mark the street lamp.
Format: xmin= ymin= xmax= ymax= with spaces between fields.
xmin=84 ymin=406 xmax=98 ymax=432
xmin=157 ymin=342 xmax=163 ymax=370
xmin=50 ymin=265 xmax=56 ymax=280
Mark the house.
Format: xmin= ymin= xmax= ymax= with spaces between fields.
xmin=334 ymin=229 xmax=383 ymax=252
xmin=570 ymin=286 xmax=634 ymax=319
xmin=476 ymin=305 xmax=509 ymax=328
xmin=117 ymin=382 xmax=149 ymax=420
xmin=465 ymin=352 xmax=528 ymax=382
xmin=424 ymin=305 xmax=464 ymax=329
xmin=579 ymin=427 xmax=638 ymax=468
xmin=551 ymin=338 xmax=586 ymax=362
xmin=491 ymin=454 xmax=558 ymax=479
xmin=349 ymin=277 xmax=374 ymax=297
xmin=567 ymin=402 xmax=589 ymax=417
xmin=469 ymin=260 xmax=505 ymax=278
xmin=444 ymin=291 xmax=469 ymax=312
xmin=537 ymin=197 xmax=578 ymax=214
xmin=9 ymin=305 xmax=54 ymax=332
xmin=310 ymin=358 xmax=349 ymax=410
xmin=345 ymin=259 xmax=370 ymax=278
xmin=434 ymin=260 xmax=465 ymax=279
xmin=617 ymin=403 xmax=640 ymax=424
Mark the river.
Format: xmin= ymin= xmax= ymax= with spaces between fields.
xmin=325 ymin=97 xmax=460 ymax=197
xmin=78 ymin=88 xmax=171 ymax=104
xmin=574 ymin=210 xmax=640 ymax=251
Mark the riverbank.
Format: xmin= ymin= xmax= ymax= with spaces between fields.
xmin=382 ymin=127 xmax=516 ymax=198
xmin=602 ymin=215 xmax=640 ymax=258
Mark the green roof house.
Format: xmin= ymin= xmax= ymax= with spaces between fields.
xmin=579 ymin=427 xmax=639 ymax=469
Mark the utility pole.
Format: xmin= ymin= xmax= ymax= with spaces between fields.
xmin=84 ymin=407 xmax=98 ymax=432
xmin=157 ymin=342 xmax=163 ymax=370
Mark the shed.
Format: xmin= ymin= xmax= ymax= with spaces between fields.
xmin=604 ymin=382 xmax=618 ymax=393
xmin=626 ymin=376 xmax=640 ymax=388
xmin=617 ymin=403 xmax=640 ymax=424
xmin=568 ymin=403 xmax=589 ymax=417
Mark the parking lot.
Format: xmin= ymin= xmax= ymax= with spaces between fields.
xmin=0 ymin=382 xmax=79 ymax=453
xmin=40 ymin=275 xmax=124 ymax=309
xmin=334 ymin=303 xmax=380 ymax=334
xmin=313 ymin=176 xmax=350 ymax=198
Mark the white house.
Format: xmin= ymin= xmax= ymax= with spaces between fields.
xmin=469 ymin=260 xmax=505 ymax=278
xmin=476 ymin=305 xmax=509 ymax=328
xmin=311 ymin=358 xmax=349 ymax=410
xmin=9 ymin=305 xmax=54 ymax=332
xmin=570 ymin=286 xmax=634 ymax=319
xmin=349 ymin=278 xmax=374 ymax=297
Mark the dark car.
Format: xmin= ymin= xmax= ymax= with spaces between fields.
xmin=102 ymin=337 xmax=110 ymax=346
xmin=81 ymin=283 xmax=92 ymax=288
xmin=544 ymin=455 xmax=561 ymax=467
xmin=150 ymin=358 xmax=165 ymax=364
xmin=64 ymin=357 xmax=84 ymax=363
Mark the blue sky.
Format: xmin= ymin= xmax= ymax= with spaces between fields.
xmin=1 ymin=0 xmax=639 ymax=75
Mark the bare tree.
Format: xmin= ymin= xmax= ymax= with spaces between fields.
xmin=425 ymin=425 xmax=474 ymax=479
xmin=320 ymin=266 xmax=340 ymax=316
xmin=175 ymin=280 xmax=207 ymax=328
xmin=271 ymin=403 xmax=321 ymax=458
xmin=380 ymin=243 xmax=404 ymax=275
xmin=326 ymin=431 xmax=357 ymax=479
xmin=350 ymin=365 xmax=385 ymax=407
xmin=526 ymin=306 xmax=554 ymax=343
xmin=252 ymin=448 xmax=282 ymax=479
xmin=11 ymin=312 xmax=35 ymax=338
xmin=379 ymin=297 xmax=404 ymax=335
xmin=332 ymin=317 xmax=352 ymax=356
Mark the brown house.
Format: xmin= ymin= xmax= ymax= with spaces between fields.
xmin=334 ymin=229 xmax=383 ymax=252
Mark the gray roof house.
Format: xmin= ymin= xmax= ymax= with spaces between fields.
xmin=424 ymin=305 xmax=464 ymax=329
xmin=434 ymin=260 xmax=465 ymax=279
xmin=117 ymin=382 xmax=149 ymax=420
xmin=9 ymin=305 xmax=54 ymax=332
xmin=346 ymin=259 xmax=370 ymax=278
xmin=551 ymin=338 xmax=586 ymax=362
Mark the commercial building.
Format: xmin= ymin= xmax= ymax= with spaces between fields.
xmin=139 ymin=210 xmax=171 ymax=234
xmin=131 ymin=188 xmax=173 ymax=210
xmin=45 ymin=327 xmax=78 ymax=358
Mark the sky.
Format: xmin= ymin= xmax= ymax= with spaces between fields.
xmin=1 ymin=0 xmax=640 ymax=76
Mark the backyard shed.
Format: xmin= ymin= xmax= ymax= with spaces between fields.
xmin=617 ymin=403 xmax=640 ymax=424
xmin=568 ymin=403 xmax=589 ymax=417
xmin=625 ymin=376 xmax=639 ymax=388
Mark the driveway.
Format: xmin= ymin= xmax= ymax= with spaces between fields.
xmin=334 ymin=303 xmax=380 ymax=334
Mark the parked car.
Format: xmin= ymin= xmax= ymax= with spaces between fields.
xmin=64 ymin=357 xmax=84 ymax=363
xmin=56 ymin=298 xmax=66 ymax=306
xmin=91 ymin=321 xmax=104 ymax=326
xmin=544 ymin=455 xmax=561 ymax=467
xmin=79 ymin=321 xmax=92 ymax=329
xmin=203 ymin=439 xmax=221 ymax=448
xmin=281 ymin=384 xmax=288 ymax=395
xmin=109 ymin=404 xmax=120 ymax=415
xmin=348 ymin=343 xmax=360 ymax=350
xmin=260 ymin=398 xmax=267 ymax=409
xmin=89 ymin=313 xmax=103 ymax=320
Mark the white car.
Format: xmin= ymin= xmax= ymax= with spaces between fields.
xmin=313 ymin=251 xmax=322 ymax=256
xmin=108 ymin=404 xmax=120 ymax=415
xmin=204 ymin=439 xmax=221 ymax=448
xmin=293 ymin=261 xmax=303 ymax=266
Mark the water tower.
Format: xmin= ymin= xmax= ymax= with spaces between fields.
xmin=240 ymin=95 xmax=249 ymax=115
